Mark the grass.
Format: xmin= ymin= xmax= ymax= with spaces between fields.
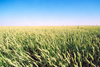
xmin=0 ymin=26 xmax=100 ymax=67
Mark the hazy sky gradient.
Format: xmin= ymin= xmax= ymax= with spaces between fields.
xmin=0 ymin=0 xmax=100 ymax=26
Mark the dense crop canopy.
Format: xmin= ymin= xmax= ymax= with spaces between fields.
xmin=0 ymin=26 xmax=100 ymax=67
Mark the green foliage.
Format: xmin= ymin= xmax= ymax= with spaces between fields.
xmin=0 ymin=26 xmax=100 ymax=67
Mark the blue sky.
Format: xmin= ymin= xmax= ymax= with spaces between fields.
xmin=0 ymin=0 xmax=100 ymax=26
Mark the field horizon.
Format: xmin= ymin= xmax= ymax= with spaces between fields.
xmin=0 ymin=25 xmax=100 ymax=27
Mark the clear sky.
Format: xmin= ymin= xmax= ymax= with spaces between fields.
xmin=0 ymin=0 xmax=100 ymax=26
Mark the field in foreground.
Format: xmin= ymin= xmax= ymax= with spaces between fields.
xmin=0 ymin=26 xmax=100 ymax=67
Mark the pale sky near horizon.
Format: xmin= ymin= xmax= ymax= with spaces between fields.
xmin=0 ymin=0 xmax=100 ymax=26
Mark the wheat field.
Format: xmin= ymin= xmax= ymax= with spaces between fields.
xmin=0 ymin=26 xmax=100 ymax=67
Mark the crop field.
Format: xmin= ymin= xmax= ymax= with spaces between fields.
xmin=0 ymin=26 xmax=100 ymax=67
